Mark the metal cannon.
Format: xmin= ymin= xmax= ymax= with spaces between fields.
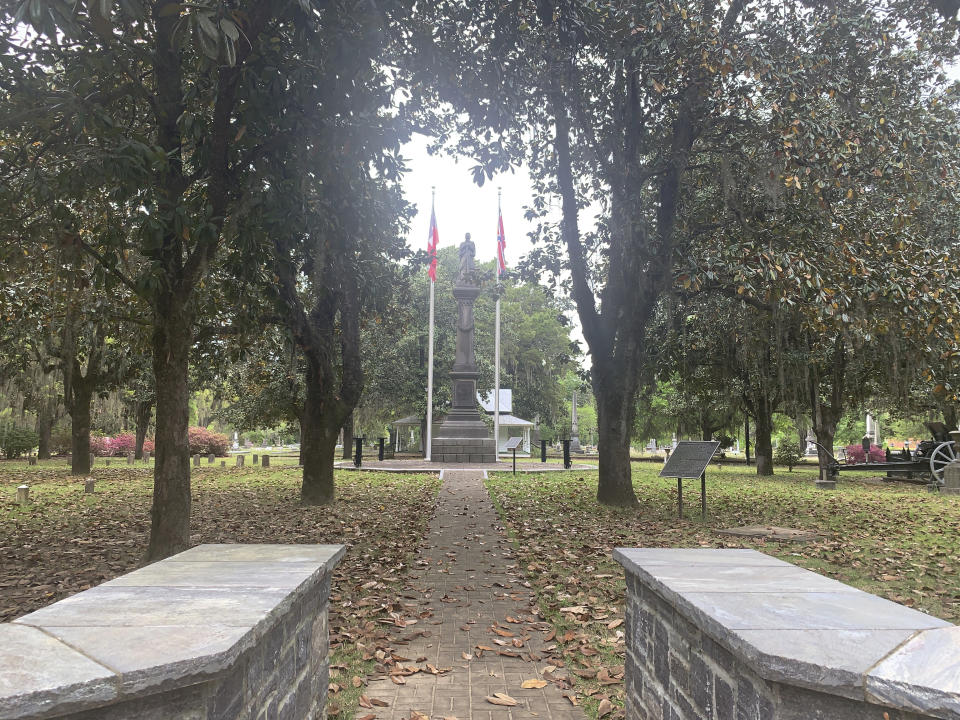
xmin=818 ymin=422 xmax=958 ymax=486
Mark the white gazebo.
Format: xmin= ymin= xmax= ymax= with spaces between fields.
xmin=478 ymin=389 xmax=534 ymax=454
xmin=390 ymin=415 xmax=422 ymax=452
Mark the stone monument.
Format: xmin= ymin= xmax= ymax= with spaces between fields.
xmin=431 ymin=235 xmax=497 ymax=463
xmin=569 ymin=390 xmax=583 ymax=453
xmin=942 ymin=430 xmax=960 ymax=495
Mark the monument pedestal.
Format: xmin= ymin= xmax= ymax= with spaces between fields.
xmin=942 ymin=460 xmax=960 ymax=495
xmin=431 ymin=268 xmax=496 ymax=463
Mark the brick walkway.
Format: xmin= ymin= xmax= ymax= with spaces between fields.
xmin=353 ymin=470 xmax=587 ymax=720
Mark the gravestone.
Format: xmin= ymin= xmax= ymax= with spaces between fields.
xmin=569 ymin=390 xmax=583 ymax=453
xmin=262 ymin=454 xmax=270 ymax=468
xmin=252 ymin=454 xmax=258 ymax=465
xmin=430 ymin=235 xmax=496 ymax=463
xmin=942 ymin=461 xmax=960 ymax=495
xmin=236 ymin=455 xmax=245 ymax=467
xmin=143 ymin=451 xmax=150 ymax=462
xmin=221 ymin=460 xmax=226 ymax=467
xmin=16 ymin=485 xmax=29 ymax=506
xmin=84 ymin=480 xmax=95 ymax=494
xmin=28 ymin=456 xmax=36 ymax=466
xmin=208 ymin=453 xmax=215 ymax=464
xmin=193 ymin=454 xmax=200 ymax=467
xmin=127 ymin=453 xmax=134 ymax=465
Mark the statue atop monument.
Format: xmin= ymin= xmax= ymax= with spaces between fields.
xmin=458 ymin=233 xmax=476 ymax=285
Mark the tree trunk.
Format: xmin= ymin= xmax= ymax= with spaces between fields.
xmin=944 ymin=405 xmax=958 ymax=431
xmin=145 ymin=309 xmax=192 ymax=562
xmin=813 ymin=422 xmax=837 ymax=481
xmin=754 ymin=411 xmax=774 ymax=476
xmin=594 ymin=378 xmax=639 ymax=507
xmin=302 ymin=357 xmax=338 ymax=505
xmin=134 ymin=400 xmax=152 ymax=459
xmin=298 ymin=413 xmax=305 ymax=465
xmin=744 ymin=416 xmax=751 ymax=466
xmin=341 ymin=412 xmax=354 ymax=460
xmin=69 ymin=383 xmax=93 ymax=475
xmin=36 ymin=403 xmax=53 ymax=460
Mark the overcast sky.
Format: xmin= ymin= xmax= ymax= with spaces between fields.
xmin=400 ymin=134 xmax=546 ymax=271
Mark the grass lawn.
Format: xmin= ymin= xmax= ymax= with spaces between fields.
xmin=0 ymin=461 xmax=441 ymax=720
xmin=486 ymin=464 xmax=960 ymax=717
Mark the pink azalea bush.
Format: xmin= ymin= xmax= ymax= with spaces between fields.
xmin=109 ymin=433 xmax=137 ymax=456
xmin=89 ymin=433 xmax=156 ymax=456
xmin=844 ymin=443 xmax=885 ymax=464
xmin=89 ymin=435 xmax=113 ymax=457
xmin=187 ymin=427 xmax=230 ymax=456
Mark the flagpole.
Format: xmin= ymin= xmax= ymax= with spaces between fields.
xmin=494 ymin=188 xmax=502 ymax=461
xmin=426 ymin=188 xmax=436 ymax=461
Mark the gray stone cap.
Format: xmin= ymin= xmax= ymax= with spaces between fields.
xmin=0 ymin=543 xmax=345 ymax=720
xmin=614 ymin=548 xmax=960 ymax=719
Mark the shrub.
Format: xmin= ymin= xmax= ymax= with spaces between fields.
xmin=188 ymin=427 xmax=230 ymax=456
xmin=89 ymin=435 xmax=113 ymax=457
xmin=50 ymin=425 xmax=72 ymax=455
xmin=143 ymin=438 xmax=155 ymax=454
xmin=844 ymin=443 xmax=884 ymax=464
xmin=0 ymin=425 xmax=39 ymax=459
xmin=109 ymin=433 xmax=137 ymax=456
xmin=774 ymin=443 xmax=803 ymax=471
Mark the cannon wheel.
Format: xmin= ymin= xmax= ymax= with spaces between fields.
xmin=929 ymin=441 xmax=957 ymax=485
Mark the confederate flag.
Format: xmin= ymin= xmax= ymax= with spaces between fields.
xmin=428 ymin=205 xmax=439 ymax=282
xmin=496 ymin=211 xmax=506 ymax=275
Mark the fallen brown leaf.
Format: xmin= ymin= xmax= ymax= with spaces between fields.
xmin=521 ymin=679 xmax=548 ymax=689
xmin=598 ymin=699 xmax=613 ymax=717
xmin=485 ymin=693 xmax=518 ymax=707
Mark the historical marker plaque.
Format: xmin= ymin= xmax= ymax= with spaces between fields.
xmin=660 ymin=441 xmax=721 ymax=479
xmin=505 ymin=437 xmax=523 ymax=450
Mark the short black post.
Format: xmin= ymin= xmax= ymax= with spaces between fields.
xmin=541 ymin=439 xmax=547 ymax=463
xmin=512 ymin=447 xmax=517 ymax=475
xmin=677 ymin=477 xmax=683 ymax=519
xmin=700 ymin=471 xmax=707 ymax=520
xmin=885 ymin=447 xmax=892 ymax=462
xmin=354 ymin=437 xmax=363 ymax=468
xmin=563 ymin=439 xmax=571 ymax=469
xmin=378 ymin=437 xmax=386 ymax=461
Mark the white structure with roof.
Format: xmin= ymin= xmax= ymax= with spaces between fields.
xmin=478 ymin=389 xmax=534 ymax=454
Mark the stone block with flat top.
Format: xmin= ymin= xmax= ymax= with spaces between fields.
xmin=615 ymin=547 xmax=959 ymax=720
xmin=0 ymin=543 xmax=344 ymax=720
